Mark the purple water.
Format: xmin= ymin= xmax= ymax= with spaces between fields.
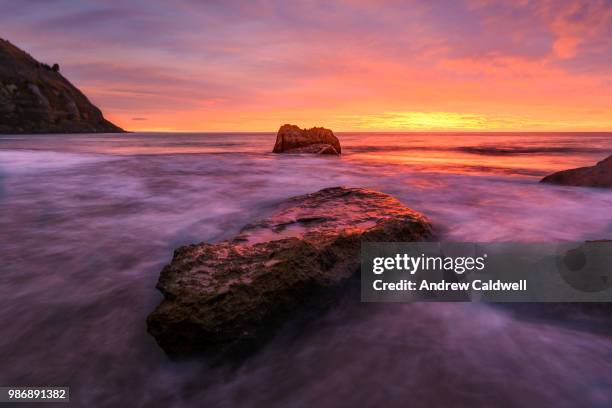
xmin=0 ymin=132 xmax=611 ymax=407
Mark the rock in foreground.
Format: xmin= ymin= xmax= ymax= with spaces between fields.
xmin=147 ymin=187 xmax=433 ymax=358
xmin=272 ymin=124 xmax=341 ymax=155
xmin=0 ymin=38 xmax=124 ymax=134
xmin=540 ymin=155 xmax=612 ymax=188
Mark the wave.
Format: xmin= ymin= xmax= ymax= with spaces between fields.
xmin=457 ymin=146 xmax=606 ymax=155
xmin=346 ymin=145 xmax=606 ymax=155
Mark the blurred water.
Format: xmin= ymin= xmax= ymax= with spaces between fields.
xmin=0 ymin=132 xmax=611 ymax=407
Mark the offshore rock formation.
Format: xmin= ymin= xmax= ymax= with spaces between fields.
xmin=272 ymin=124 xmax=341 ymax=155
xmin=147 ymin=187 xmax=433 ymax=358
xmin=540 ymin=155 xmax=612 ymax=188
xmin=0 ymin=38 xmax=124 ymax=134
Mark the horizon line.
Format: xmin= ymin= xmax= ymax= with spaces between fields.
xmin=121 ymin=129 xmax=612 ymax=134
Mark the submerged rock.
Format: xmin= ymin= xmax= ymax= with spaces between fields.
xmin=540 ymin=155 xmax=612 ymax=188
xmin=0 ymin=38 xmax=124 ymax=134
xmin=272 ymin=124 xmax=341 ymax=155
xmin=147 ymin=187 xmax=433 ymax=358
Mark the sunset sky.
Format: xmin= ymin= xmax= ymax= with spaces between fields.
xmin=3 ymin=0 xmax=612 ymax=131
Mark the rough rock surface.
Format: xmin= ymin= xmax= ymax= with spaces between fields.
xmin=147 ymin=187 xmax=433 ymax=358
xmin=272 ymin=124 xmax=341 ymax=155
xmin=0 ymin=38 xmax=124 ymax=134
xmin=540 ymin=155 xmax=612 ymax=188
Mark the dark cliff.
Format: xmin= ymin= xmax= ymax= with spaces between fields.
xmin=0 ymin=38 xmax=124 ymax=134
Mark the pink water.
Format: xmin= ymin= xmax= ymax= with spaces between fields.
xmin=0 ymin=132 xmax=611 ymax=407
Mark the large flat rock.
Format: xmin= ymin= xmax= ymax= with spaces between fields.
xmin=541 ymin=155 xmax=612 ymax=188
xmin=147 ymin=187 xmax=433 ymax=358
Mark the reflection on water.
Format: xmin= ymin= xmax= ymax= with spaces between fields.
xmin=0 ymin=132 xmax=611 ymax=407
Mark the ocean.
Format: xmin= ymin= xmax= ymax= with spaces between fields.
xmin=1 ymin=132 xmax=611 ymax=407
